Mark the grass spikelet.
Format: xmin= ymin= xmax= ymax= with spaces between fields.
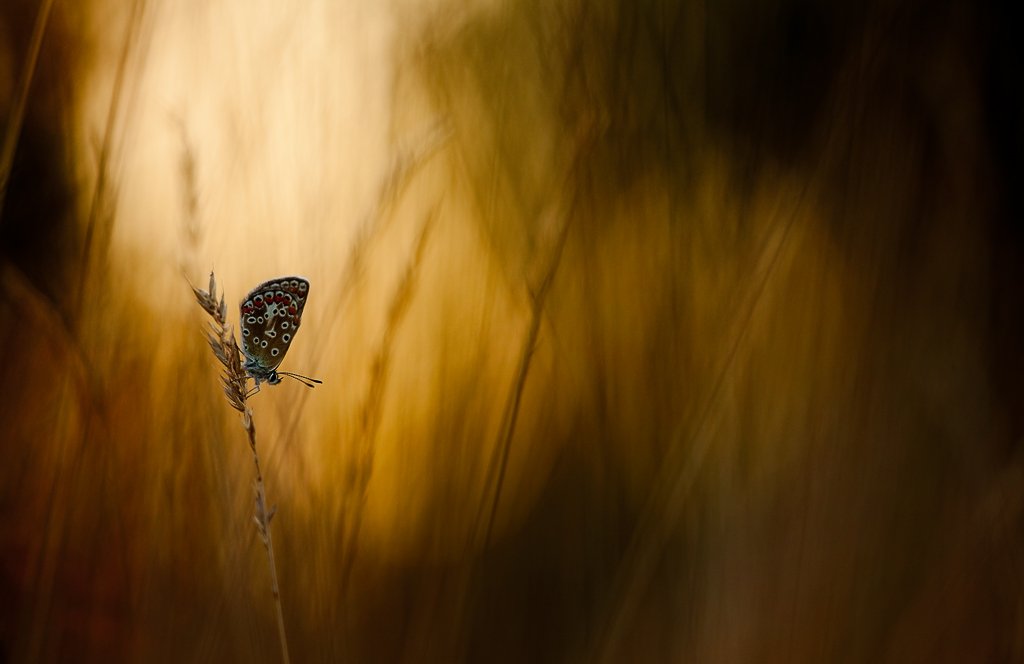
xmin=191 ymin=271 xmax=291 ymax=664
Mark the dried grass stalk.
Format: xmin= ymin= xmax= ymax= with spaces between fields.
xmin=192 ymin=272 xmax=291 ymax=664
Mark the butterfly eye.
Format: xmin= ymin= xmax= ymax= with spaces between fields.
xmin=257 ymin=316 xmax=264 ymax=323
xmin=261 ymin=340 xmax=268 ymax=348
xmin=282 ymin=333 xmax=291 ymax=342
xmin=242 ymin=328 xmax=251 ymax=336
xmin=271 ymin=348 xmax=280 ymax=357
xmin=247 ymin=316 xmax=256 ymax=324
xmin=281 ymin=322 xmax=289 ymax=330
xmin=253 ymin=337 xmax=260 ymax=344
xmin=298 ymin=282 xmax=307 ymax=292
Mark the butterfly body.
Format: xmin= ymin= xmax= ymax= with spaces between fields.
xmin=240 ymin=276 xmax=311 ymax=388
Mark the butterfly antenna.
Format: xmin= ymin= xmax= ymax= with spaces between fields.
xmin=278 ymin=371 xmax=323 ymax=388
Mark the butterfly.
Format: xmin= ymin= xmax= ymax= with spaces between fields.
xmin=239 ymin=276 xmax=322 ymax=391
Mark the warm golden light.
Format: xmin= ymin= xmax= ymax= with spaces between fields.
xmin=1 ymin=0 xmax=1021 ymax=661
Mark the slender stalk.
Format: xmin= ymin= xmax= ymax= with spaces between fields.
xmin=77 ymin=0 xmax=148 ymax=311
xmin=340 ymin=206 xmax=438 ymax=596
xmin=276 ymin=123 xmax=451 ymax=453
xmin=480 ymin=213 xmax=571 ymax=549
xmin=592 ymin=188 xmax=808 ymax=664
xmin=0 ymin=0 xmax=55 ymax=221
xmin=192 ymin=273 xmax=291 ymax=664
xmin=245 ymin=410 xmax=291 ymax=664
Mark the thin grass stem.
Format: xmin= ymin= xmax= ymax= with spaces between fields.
xmin=340 ymin=206 xmax=438 ymax=598
xmin=192 ymin=272 xmax=292 ymax=664
xmin=0 ymin=0 xmax=55 ymax=222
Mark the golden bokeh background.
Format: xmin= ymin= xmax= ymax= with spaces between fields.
xmin=1 ymin=0 xmax=1022 ymax=661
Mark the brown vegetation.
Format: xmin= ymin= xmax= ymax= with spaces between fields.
xmin=1 ymin=0 xmax=1022 ymax=662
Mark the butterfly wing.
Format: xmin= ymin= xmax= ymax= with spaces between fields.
xmin=239 ymin=276 xmax=310 ymax=375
